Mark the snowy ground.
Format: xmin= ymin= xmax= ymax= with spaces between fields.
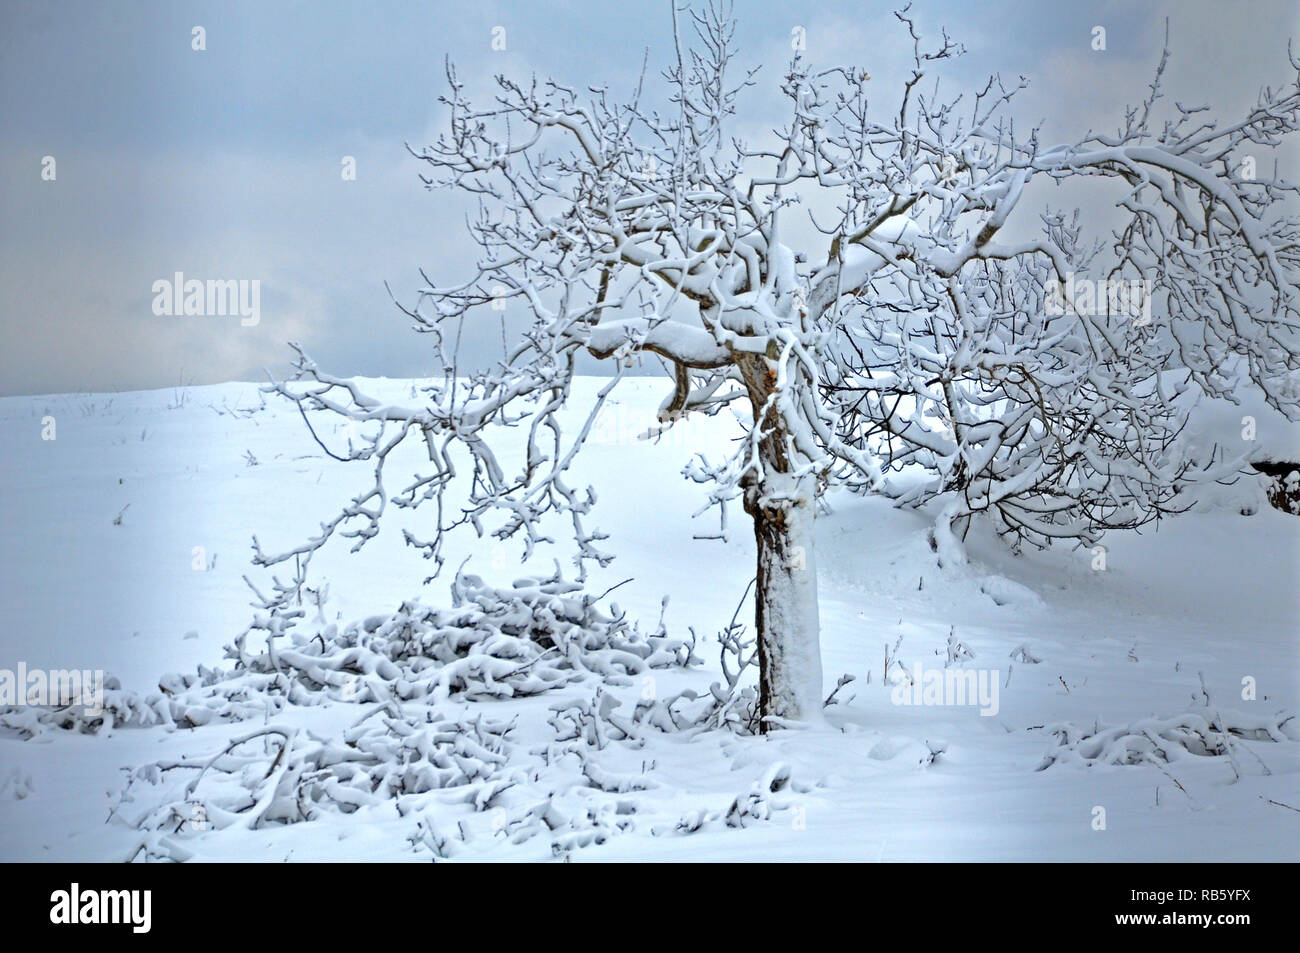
xmin=0 ymin=377 xmax=1297 ymax=861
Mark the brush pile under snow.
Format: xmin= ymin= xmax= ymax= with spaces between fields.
xmin=1 ymin=571 xmax=804 ymax=860
xmin=0 ymin=572 xmax=698 ymax=737
xmin=1035 ymin=708 xmax=1297 ymax=770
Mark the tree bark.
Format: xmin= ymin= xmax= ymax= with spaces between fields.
xmin=747 ymin=481 xmax=824 ymax=729
xmin=739 ymin=357 xmax=825 ymax=731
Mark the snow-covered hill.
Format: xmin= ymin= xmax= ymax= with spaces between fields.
xmin=0 ymin=379 xmax=1296 ymax=861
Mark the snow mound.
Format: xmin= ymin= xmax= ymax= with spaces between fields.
xmin=977 ymin=574 xmax=1045 ymax=609
xmin=1178 ymin=390 xmax=1300 ymax=515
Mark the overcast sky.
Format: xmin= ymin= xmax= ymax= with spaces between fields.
xmin=2 ymin=0 xmax=1297 ymax=396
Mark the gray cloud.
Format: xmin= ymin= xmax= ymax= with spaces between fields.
xmin=2 ymin=0 xmax=1296 ymax=395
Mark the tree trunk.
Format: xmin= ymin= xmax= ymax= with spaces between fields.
xmin=739 ymin=357 xmax=825 ymax=731
xmin=747 ymin=479 xmax=824 ymax=729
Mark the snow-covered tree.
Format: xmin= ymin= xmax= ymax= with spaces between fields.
xmin=822 ymin=25 xmax=1300 ymax=558
xmin=258 ymin=4 xmax=1300 ymax=729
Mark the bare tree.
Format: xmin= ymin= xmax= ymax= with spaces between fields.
xmin=257 ymin=4 xmax=1300 ymax=729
